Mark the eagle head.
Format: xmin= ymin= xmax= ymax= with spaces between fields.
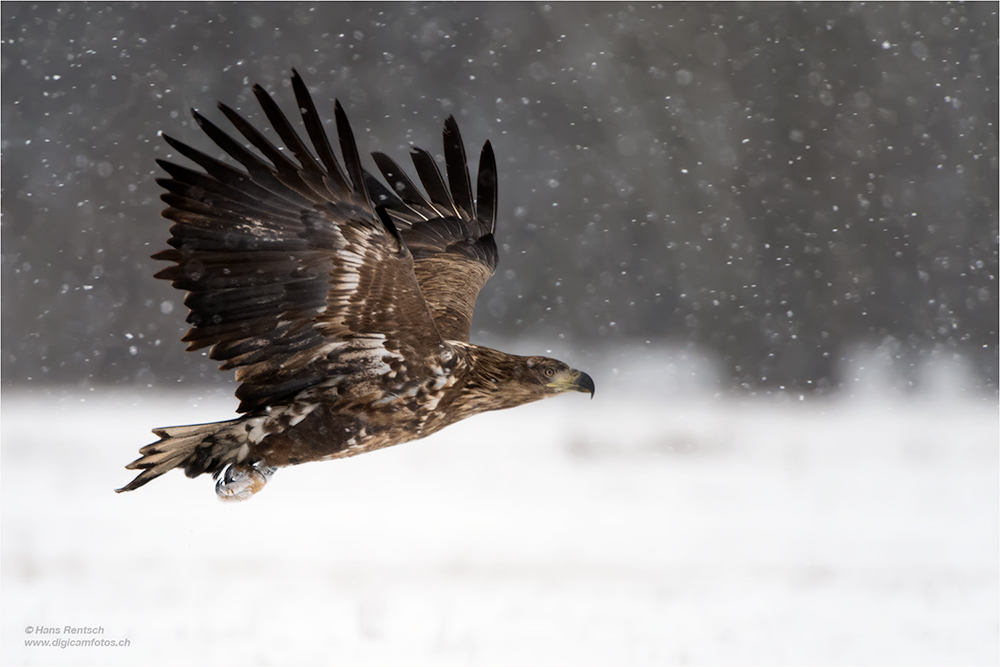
xmin=523 ymin=356 xmax=595 ymax=399
xmin=459 ymin=347 xmax=595 ymax=417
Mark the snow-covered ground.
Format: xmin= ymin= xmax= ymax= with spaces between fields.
xmin=2 ymin=380 xmax=997 ymax=665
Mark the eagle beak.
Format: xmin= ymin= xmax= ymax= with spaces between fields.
xmin=548 ymin=369 xmax=595 ymax=399
xmin=574 ymin=370 xmax=596 ymax=399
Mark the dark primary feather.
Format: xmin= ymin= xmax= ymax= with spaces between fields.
xmin=409 ymin=147 xmax=459 ymax=218
xmin=290 ymin=69 xmax=353 ymax=194
xmin=475 ymin=141 xmax=498 ymax=232
xmin=443 ymin=116 xmax=475 ymax=220
xmin=370 ymin=151 xmax=434 ymax=214
xmin=334 ymin=100 xmax=373 ymax=216
xmin=154 ymin=71 xmax=499 ymax=410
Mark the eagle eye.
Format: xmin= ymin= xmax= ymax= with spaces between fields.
xmin=543 ymin=367 xmax=555 ymax=378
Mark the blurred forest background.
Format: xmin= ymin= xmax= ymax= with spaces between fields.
xmin=2 ymin=2 xmax=997 ymax=393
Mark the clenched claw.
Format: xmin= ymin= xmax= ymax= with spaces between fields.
xmin=215 ymin=463 xmax=277 ymax=502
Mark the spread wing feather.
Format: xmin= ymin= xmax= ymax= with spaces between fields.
xmin=334 ymin=101 xmax=373 ymax=216
xmin=370 ymin=152 xmax=434 ymax=218
xmin=410 ymin=147 xmax=459 ymax=218
xmin=289 ymin=73 xmax=352 ymax=193
xmin=475 ymin=141 xmax=498 ymax=232
xmin=372 ymin=118 xmax=500 ymax=341
xmin=159 ymin=134 xmax=312 ymax=213
xmin=155 ymin=70 xmax=443 ymax=412
xmin=443 ymin=116 xmax=475 ymax=220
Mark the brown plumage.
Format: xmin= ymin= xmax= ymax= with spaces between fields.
xmin=117 ymin=70 xmax=594 ymax=501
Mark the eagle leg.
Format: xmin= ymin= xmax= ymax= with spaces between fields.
xmin=215 ymin=462 xmax=277 ymax=502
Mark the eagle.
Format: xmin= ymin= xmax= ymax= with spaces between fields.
xmin=117 ymin=70 xmax=594 ymax=501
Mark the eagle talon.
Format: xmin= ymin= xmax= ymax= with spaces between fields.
xmin=216 ymin=463 xmax=276 ymax=502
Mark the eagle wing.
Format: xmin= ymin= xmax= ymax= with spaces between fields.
xmin=153 ymin=70 xmax=445 ymax=413
xmin=366 ymin=119 xmax=499 ymax=342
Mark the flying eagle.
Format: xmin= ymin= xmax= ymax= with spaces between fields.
xmin=117 ymin=70 xmax=594 ymax=501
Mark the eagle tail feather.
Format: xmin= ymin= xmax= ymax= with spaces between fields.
xmin=116 ymin=418 xmax=249 ymax=493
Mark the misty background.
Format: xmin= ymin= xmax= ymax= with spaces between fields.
xmin=2 ymin=2 xmax=997 ymax=392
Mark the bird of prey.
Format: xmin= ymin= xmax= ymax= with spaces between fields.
xmin=117 ymin=70 xmax=594 ymax=501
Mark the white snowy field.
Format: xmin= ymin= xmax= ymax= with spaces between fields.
xmin=1 ymin=382 xmax=997 ymax=666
